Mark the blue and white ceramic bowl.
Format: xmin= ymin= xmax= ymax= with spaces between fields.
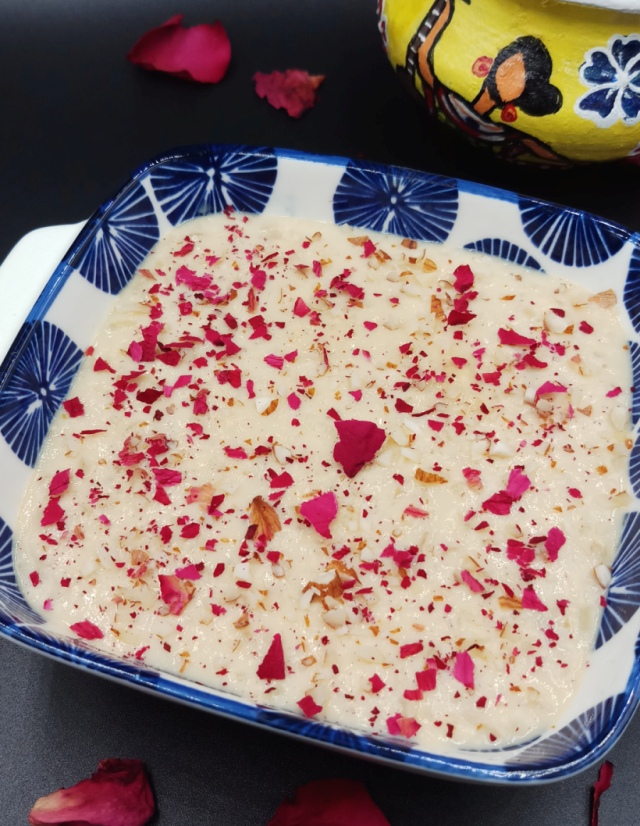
xmin=1 ymin=145 xmax=640 ymax=784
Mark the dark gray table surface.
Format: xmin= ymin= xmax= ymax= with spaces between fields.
xmin=1 ymin=2 xmax=639 ymax=824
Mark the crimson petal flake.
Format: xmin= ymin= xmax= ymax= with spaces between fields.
xmin=257 ymin=632 xmax=286 ymax=680
xmin=127 ymin=15 xmax=231 ymax=84
xmin=333 ymin=419 xmax=386 ymax=478
xmin=253 ymin=69 xmax=325 ymax=118
xmin=266 ymin=778 xmax=390 ymax=826
xmin=299 ymin=491 xmax=338 ymax=538
xmin=28 ymin=758 xmax=155 ymax=826
xmin=591 ymin=761 xmax=614 ymax=826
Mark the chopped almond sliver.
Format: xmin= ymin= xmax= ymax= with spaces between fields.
xmin=415 ymin=468 xmax=447 ymax=484
xmin=249 ymin=496 xmax=282 ymax=541
xmin=589 ymin=289 xmax=617 ymax=308
xmin=430 ymin=295 xmax=445 ymax=322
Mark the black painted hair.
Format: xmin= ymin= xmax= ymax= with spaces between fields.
xmin=485 ymin=35 xmax=562 ymax=117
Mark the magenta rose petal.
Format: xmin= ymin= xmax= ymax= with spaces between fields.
xmin=253 ymin=69 xmax=325 ymax=118
xmin=591 ymin=761 xmax=614 ymax=826
xmin=266 ymin=778 xmax=390 ymax=826
xmin=257 ymin=632 xmax=286 ymax=680
xmin=70 ymin=620 xmax=104 ymax=640
xmin=28 ymin=758 xmax=155 ymax=826
xmin=299 ymin=491 xmax=338 ymax=538
xmin=127 ymin=14 xmax=231 ymax=84
xmin=333 ymin=419 xmax=386 ymax=478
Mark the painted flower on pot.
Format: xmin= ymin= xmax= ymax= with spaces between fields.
xmin=576 ymin=34 xmax=640 ymax=128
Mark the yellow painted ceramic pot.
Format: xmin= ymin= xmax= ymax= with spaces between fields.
xmin=378 ymin=0 xmax=640 ymax=164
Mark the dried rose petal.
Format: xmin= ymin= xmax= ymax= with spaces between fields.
xmin=158 ymin=574 xmax=195 ymax=615
xmin=257 ymin=632 xmax=285 ymax=680
xmin=591 ymin=760 xmax=614 ymax=826
xmin=545 ymin=526 xmax=566 ymax=562
xmin=297 ymin=694 xmax=323 ymax=717
xmin=505 ymin=467 xmax=530 ymax=500
xmin=452 ymin=264 xmax=474 ymax=293
xmin=521 ymin=585 xmax=548 ymax=611
xmin=453 ymin=650 xmax=475 ymax=688
xmin=48 ymin=469 xmax=71 ymax=497
xmin=266 ymin=778 xmax=390 ymax=826
xmin=62 ymin=396 xmax=85 ymax=418
xmin=70 ymin=620 xmax=103 ymax=641
xmin=498 ymin=327 xmax=536 ymax=347
xmin=299 ymin=491 xmax=338 ymax=538
xmin=127 ymin=15 xmax=231 ymax=84
xmin=28 ymin=758 xmax=154 ymax=826
xmin=253 ymin=69 xmax=325 ymax=118
xmin=333 ymin=419 xmax=385 ymax=478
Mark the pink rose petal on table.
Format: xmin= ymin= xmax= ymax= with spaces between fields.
xmin=257 ymin=633 xmax=285 ymax=680
xmin=158 ymin=574 xmax=194 ymax=616
xmin=299 ymin=491 xmax=338 ymax=538
xmin=69 ymin=621 xmax=104 ymax=640
xmin=28 ymin=758 xmax=154 ymax=826
xmin=127 ymin=15 xmax=231 ymax=84
xmin=453 ymin=650 xmax=475 ymax=689
xmin=254 ymin=69 xmax=325 ymax=118
xmin=333 ymin=419 xmax=386 ymax=478
xmin=591 ymin=760 xmax=614 ymax=826
xmin=266 ymin=778 xmax=390 ymax=826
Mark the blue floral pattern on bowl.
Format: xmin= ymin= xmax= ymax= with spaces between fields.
xmin=463 ymin=238 xmax=543 ymax=271
xmin=333 ymin=163 xmax=458 ymax=242
xmin=71 ymin=181 xmax=160 ymax=295
xmin=149 ymin=145 xmax=278 ymax=226
xmin=576 ymin=35 xmax=640 ymax=128
xmin=0 ymin=321 xmax=83 ymax=467
xmin=0 ymin=145 xmax=639 ymax=785
xmin=518 ymin=197 xmax=626 ymax=267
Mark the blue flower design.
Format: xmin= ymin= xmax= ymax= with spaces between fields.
xmin=0 ymin=321 xmax=83 ymax=467
xmin=519 ymin=198 xmax=626 ymax=267
xmin=630 ymin=340 xmax=640 ymax=426
xmin=0 ymin=518 xmax=43 ymax=624
xmin=623 ymin=246 xmax=640 ymax=335
xmin=576 ymin=35 xmax=640 ymax=127
xmin=72 ymin=181 xmax=160 ymax=294
xmin=596 ymin=510 xmax=640 ymax=647
xmin=463 ymin=238 xmax=543 ymax=271
xmin=506 ymin=694 xmax=627 ymax=767
xmin=149 ymin=146 xmax=277 ymax=226
xmin=333 ymin=163 xmax=458 ymax=243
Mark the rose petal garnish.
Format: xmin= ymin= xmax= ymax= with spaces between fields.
xmin=461 ymin=570 xmax=484 ymax=593
xmin=158 ymin=574 xmax=195 ymax=615
xmin=333 ymin=419 xmax=385 ymax=478
xmin=369 ymin=674 xmax=385 ymax=693
xmin=127 ymin=15 xmax=231 ymax=84
xmin=297 ymin=694 xmax=323 ymax=717
xmin=62 ymin=397 xmax=84 ymax=418
xmin=28 ymin=758 xmax=155 ymax=826
xmin=175 ymin=563 xmax=201 ymax=580
xmin=482 ymin=490 xmax=513 ymax=516
xmin=257 ymin=632 xmax=285 ymax=680
xmin=69 ymin=620 xmax=103 ymax=641
xmin=48 ymin=469 xmax=71 ymax=498
xmin=452 ymin=264 xmax=474 ymax=293
xmin=521 ymin=584 xmax=548 ymax=611
xmin=299 ymin=491 xmax=338 ymax=538
xmin=545 ymin=526 xmax=566 ymax=562
xmin=249 ymin=495 xmax=282 ymax=541
xmin=591 ymin=761 xmax=614 ymax=826
xmin=498 ymin=327 xmax=536 ymax=347
xmin=535 ymin=380 xmax=568 ymax=398
xmin=386 ymin=713 xmax=421 ymax=738
xmin=253 ymin=69 xmax=325 ymax=118
xmin=505 ymin=467 xmax=531 ymax=500
xmin=453 ymin=650 xmax=475 ymax=689
xmin=266 ymin=778 xmax=390 ymax=826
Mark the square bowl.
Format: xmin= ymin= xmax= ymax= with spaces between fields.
xmin=1 ymin=145 xmax=640 ymax=784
